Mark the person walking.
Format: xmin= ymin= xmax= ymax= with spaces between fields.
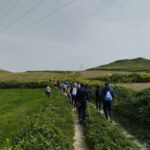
xmin=71 ymin=84 xmax=77 ymax=108
xmin=45 ymin=85 xmax=51 ymax=97
xmin=84 ymin=84 xmax=91 ymax=100
xmin=102 ymin=83 xmax=114 ymax=120
xmin=95 ymin=85 xmax=102 ymax=111
xmin=76 ymin=83 xmax=89 ymax=123
xmin=67 ymin=85 xmax=72 ymax=104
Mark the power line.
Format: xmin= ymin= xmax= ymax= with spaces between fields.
xmin=0 ymin=0 xmax=45 ymax=34
xmin=0 ymin=0 xmax=20 ymax=19
xmin=2 ymin=0 xmax=76 ymax=40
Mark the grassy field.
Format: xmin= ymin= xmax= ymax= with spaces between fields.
xmin=0 ymin=88 xmax=74 ymax=149
xmin=1 ymin=71 xmax=150 ymax=90
xmin=88 ymin=58 xmax=150 ymax=72
xmin=80 ymin=70 xmax=130 ymax=78
xmin=0 ymin=71 xmax=80 ymax=82
xmin=0 ymin=70 xmax=133 ymax=82
xmin=0 ymin=58 xmax=149 ymax=149
xmin=0 ymin=89 xmax=50 ymax=146
xmin=0 ymin=71 xmax=150 ymax=150
xmin=114 ymin=83 xmax=150 ymax=91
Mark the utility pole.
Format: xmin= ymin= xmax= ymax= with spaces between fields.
xmin=80 ymin=64 xmax=84 ymax=72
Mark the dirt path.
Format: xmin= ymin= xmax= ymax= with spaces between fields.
xmin=111 ymin=118 xmax=148 ymax=150
xmin=119 ymin=126 xmax=148 ymax=150
xmin=72 ymin=109 xmax=89 ymax=150
xmin=92 ymin=104 xmax=148 ymax=150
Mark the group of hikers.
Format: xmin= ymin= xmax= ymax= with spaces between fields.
xmin=46 ymin=80 xmax=114 ymax=123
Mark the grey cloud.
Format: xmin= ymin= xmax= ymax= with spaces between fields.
xmin=0 ymin=0 xmax=149 ymax=72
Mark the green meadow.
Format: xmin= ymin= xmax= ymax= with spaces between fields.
xmin=0 ymin=89 xmax=50 ymax=145
xmin=0 ymin=88 xmax=74 ymax=149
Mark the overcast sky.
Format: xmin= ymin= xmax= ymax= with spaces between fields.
xmin=0 ymin=0 xmax=150 ymax=72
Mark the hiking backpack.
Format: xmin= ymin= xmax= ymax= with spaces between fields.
xmin=105 ymin=90 xmax=112 ymax=101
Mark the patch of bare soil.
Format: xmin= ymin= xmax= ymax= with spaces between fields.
xmin=72 ymin=109 xmax=89 ymax=150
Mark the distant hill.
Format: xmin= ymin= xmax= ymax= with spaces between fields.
xmin=0 ymin=69 xmax=11 ymax=73
xmin=88 ymin=58 xmax=150 ymax=72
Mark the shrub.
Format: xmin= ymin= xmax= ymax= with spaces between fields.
xmin=0 ymin=81 xmax=50 ymax=89
xmin=114 ymin=87 xmax=150 ymax=125
xmin=90 ymin=73 xmax=150 ymax=83
xmin=84 ymin=105 xmax=139 ymax=150
xmin=13 ymin=118 xmax=71 ymax=150
xmin=113 ymin=87 xmax=150 ymax=143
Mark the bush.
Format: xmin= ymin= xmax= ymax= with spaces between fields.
xmin=91 ymin=73 xmax=150 ymax=83
xmin=114 ymin=87 xmax=150 ymax=125
xmin=84 ymin=105 xmax=139 ymax=150
xmin=13 ymin=118 xmax=71 ymax=150
xmin=0 ymin=81 xmax=50 ymax=89
xmin=113 ymin=87 xmax=150 ymax=143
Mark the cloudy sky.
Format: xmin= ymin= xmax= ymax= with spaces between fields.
xmin=0 ymin=0 xmax=150 ymax=72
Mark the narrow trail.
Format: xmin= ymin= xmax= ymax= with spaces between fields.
xmin=111 ymin=117 xmax=148 ymax=150
xmin=64 ymin=92 xmax=148 ymax=150
xmin=72 ymin=108 xmax=89 ymax=150
xmin=119 ymin=127 xmax=148 ymax=150
xmin=91 ymin=103 xmax=149 ymax=150
xmin=63 ymin=93 xmax=88 ymax=150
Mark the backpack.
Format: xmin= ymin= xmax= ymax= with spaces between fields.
xmin=105 ymin=91 xmax=112 ymax=101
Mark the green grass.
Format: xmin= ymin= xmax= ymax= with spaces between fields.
xmin=84 ymin=104 xmax=139 ymax=150
xmin=10 ymin=89 xmax=74 ymax=150
xmin=0 ymin=71 xmax=80 ymax=82
xmin=0 ymin=88 xmax=74 ymax=149
xmin=114 ymin=115 xmax=150 ymax=148
xmin=88 ymin=57 xmax=150 ymax=72
xmin=0 ymin=89 xmax=51 ymax=146
xmin=86 ymin=84 xmax=150 ymax=147
xmin=113 ymin=87 xmax=150 ymax=146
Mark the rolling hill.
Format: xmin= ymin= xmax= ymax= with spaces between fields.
xmin=0 ymin=69 xmax=11 ymax=73
xmin=88 ymin=57 xmax=150 ymax=72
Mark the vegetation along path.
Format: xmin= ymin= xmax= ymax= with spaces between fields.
xmin=72 ymin=108 xmax=89 ymax=150
xmin=91 ymin=103 xmax=148 ymax=150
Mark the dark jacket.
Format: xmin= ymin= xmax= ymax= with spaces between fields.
xmin=76 ymin=87 xmax=89 ymax=102
xmin=95 ymin=88 xmax=102 ymax=100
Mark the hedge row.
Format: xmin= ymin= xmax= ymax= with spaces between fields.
xmin=91 ymin=73 xmax=150 ymax=83
xmin=87 ymin=82 xmax=150 ymax=145
xmin=114 ymin=87 xmax=150 ymax=144
xmin=0 ymin=81 xmax=50 ymax=89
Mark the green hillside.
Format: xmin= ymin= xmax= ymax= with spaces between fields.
xmin=88 ymin=57 xmax=150 ymax=72
xmin=0 ymin=69 xmax=11 ymax=73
